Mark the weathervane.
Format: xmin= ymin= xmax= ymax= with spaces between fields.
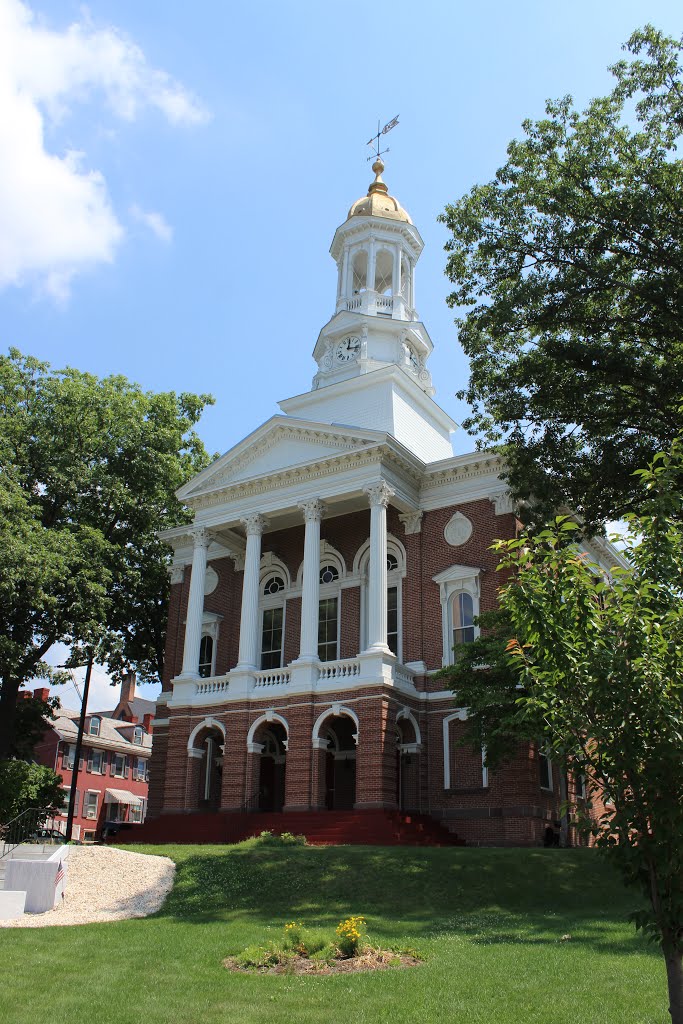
xmin=367 ymin=115 xmax=399 ymax=161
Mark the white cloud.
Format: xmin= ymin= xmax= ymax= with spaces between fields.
xmin=0 ymin=0 xmax=208 ymax=299
xmin=130 ymin=203 xmax=173 ymax=243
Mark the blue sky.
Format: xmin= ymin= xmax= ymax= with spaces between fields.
xmin=4 ymin=0 xmax=679 ymax=709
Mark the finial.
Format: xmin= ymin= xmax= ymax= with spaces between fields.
xmin=368 ymin=157 xmax=388 ymax=196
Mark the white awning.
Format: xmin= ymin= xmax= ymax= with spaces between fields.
xmin=104 ymin=789 xmax=143 ymax=807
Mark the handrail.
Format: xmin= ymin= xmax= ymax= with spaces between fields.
xmin=0 ymin=806 xmax=54 ymax=860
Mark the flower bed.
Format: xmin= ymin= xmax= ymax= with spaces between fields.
xmin=223 ymin=916 xmax=423 ymax=975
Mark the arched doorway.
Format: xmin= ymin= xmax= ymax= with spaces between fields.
xmin=188 ymin=723 xmax=225 ymax=811
xmin=323 ymin=716 xmax=357 ymax=810
xmin=249 ymin=720 xmax=287 ymax=812
xmin=396 ymin=713 xmax=421 ymax=812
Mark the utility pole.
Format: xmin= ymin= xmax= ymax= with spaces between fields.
xmin=64 ymin=654 xmax=94 ymax=843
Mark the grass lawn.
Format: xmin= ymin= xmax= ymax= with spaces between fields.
xmin=0 ymin=843 xmax=667 ymax=1024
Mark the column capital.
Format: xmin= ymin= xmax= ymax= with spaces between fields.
xmin=190 ymin=525 xmax=211 ymax=550
xmin=240 ymin=512 xmax=269 ymax=537
xmin=399 ymin=510 xmax=423 ymax=535
xmin=298 ymin=498 xmax=325 ymax=523
xmin=364 ymin=481 xmax=395 ymax=509
xmin=168 ymin=563 xmax=185 ymax=586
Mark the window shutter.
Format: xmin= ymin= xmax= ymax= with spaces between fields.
xmin=124 ymin=756 xmax=129 ymax=779
xmin=62 ymin=747 xmax=69 ymax=770
xmin=87 ymin=751 xmax=93 ymax=771
xmin=110 ymin=754 xmax=115 ymax=776
xmin=74 ymin=790 xmax=80 ymax=816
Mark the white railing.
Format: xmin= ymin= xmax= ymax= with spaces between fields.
xmin=346 ymin=296 xmax=363 ymax=310
xmin=318 ymin=659 xmax=361 ymax=681
xmin=393 ymin=664 xmax=416 ymax=688
xmin=376 ymin=296 xmax=393 ymax=311
xmin=254 ymin=668 xmax=291 ymax=688
xmin=195 ymin=676 xmax=230 ymax=697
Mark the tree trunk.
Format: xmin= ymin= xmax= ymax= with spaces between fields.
xmin=0 ymin=676 xmax=21 ymax=760
xmin=663 ymin=943 xmax=683 ymax=1024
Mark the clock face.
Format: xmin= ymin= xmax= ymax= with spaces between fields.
xmin=335 ymin=336 xmax=361 ymax=362
xmin=406 ymin=345 xmax=419 ymax=370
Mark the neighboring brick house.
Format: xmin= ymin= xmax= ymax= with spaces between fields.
xmin=143 ymin=161 xmax=622 ymax=846
xmin=32 ymin=677 xmax=154 ymax=842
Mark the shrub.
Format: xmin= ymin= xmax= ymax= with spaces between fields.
xmin=250 ymin=830 xmax=307 ymax=847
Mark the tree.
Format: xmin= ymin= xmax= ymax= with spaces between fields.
xmin=0 ymin=349 xmax=214 ymax=759
xmin=438 ymin=609 xmax=536 ymax=765
xmin=493 ymin=438 xmax=683 ymax=1023
xmin=0 ymin=760 xmax=63 ymax=825
xmin=440 ymin=25 xmax=683 ymax=529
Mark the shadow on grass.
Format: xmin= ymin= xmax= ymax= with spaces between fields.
xmin=144 ymin=843 xmax=656 ymax=959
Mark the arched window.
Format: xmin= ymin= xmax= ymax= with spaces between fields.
xmin=259 ymin=565 xmax=289 ymax=671
xmin=198 ymin=635 xmax=214 ymax=678
xmin=263 ymin=575 xmax=285 ymax=595
xmin=319 ymin=564 xmax=339 ymax=584
xmin=432 ymin=565 xmax=481 ymax=667
xmin=355 ymin=537 xmax=406 ymax=660
xmin=452 ymin=592 xmax=475 ymax=648
xmin=133 ymin=726 xmax=144 ymax=745
xmin=352 ymin=250 xmax=368 ymax=293
xmin=375 ymin=249 xmax=394 ymax=295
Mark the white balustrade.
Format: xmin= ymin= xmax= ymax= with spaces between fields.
xmin=318 ymin=659 xmax=361 ymax=681
xmin=194 ymin=676 xmax=230 ymax=697
xmin=254 ymin=668 xmax=291 ymax=688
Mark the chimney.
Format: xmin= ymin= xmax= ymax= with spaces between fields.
xmin=32 ymin=687 xmax=51 ymax=702
xmin=143 ymin=712 xmax=154 ymax=734
xmin=120 ymin=671 xmax=136 ymax=708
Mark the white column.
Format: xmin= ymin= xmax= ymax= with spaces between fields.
xmin=367 ymin=238 xmax=376 ymax=292
xmin=180 ymin=526 xmax=210 ymax=678
xmin=236 ymin=513 xmax=268 ymax=670
xmin=297 ymin=499 xmax=325 ymax=661
xmin=364 ymin=481 xmax=395 ymax=653
xmin=392 ymin=245 xmax=401 ymax=296
xmin=340 ymin=247 xmax=349 ymax=301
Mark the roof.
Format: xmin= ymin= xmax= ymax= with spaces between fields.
xmin=52 ymin=710 xmax=152 ymax=755
xmin=100 ymin=696 xmax=156 ymax=722
xmin=347 ymin=158 xmax=412 ymax=224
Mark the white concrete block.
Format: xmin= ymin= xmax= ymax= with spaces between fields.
xmin=0 ymin=890 xmax=27 ymax=920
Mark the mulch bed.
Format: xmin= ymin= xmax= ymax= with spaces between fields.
xmin=223 ymin=948 xmax=422 ymax=975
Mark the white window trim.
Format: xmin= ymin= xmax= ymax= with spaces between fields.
xmin=90 ymin=749 xmax=104 ymax=774
xmin=198 ymin=611 xmax=222 ymax=677
xmin=539 ymin=749 xmax=553 ymax=792
xmin=433 ymin=564 xmax=481 ymax=667
xmin=112 ymin=753 xmax=127 ymax=778
xmin=89 ymin=717 xmax=101 ymax=737
xmin=258 ymin=556 xmax=290 ymax=669
xmin=442 ymin=710 xmax=467 ymax=790
xmin=356 ymin=534 xmax=406 ymax=661
xmin=84 ymin=790 xmax=99 ymax=819
xmin=318 ymin=589 xmax=341 ymax=662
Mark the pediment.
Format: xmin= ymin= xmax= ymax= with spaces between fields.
xmin=177 ymin=416 xmax=386 ymax=500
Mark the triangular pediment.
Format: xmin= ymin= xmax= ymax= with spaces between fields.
xmin=177 ymin=416 xmax=387 ymax=500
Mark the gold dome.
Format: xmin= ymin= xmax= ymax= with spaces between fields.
xmin=347 ymin=158 xmax=412 ymax=224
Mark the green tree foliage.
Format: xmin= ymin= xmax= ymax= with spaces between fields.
xmin=10 ymin=692 xmax=60 ymax=761
xmin=438 ymin=609 xmax=538 ymax=767
xmin=440 ymin=26 xmax=683 ymax=528
xmin=0 ymin=760 xmax=63 ymax=824
xmin=0 ymin=349 xmax=214 ymax=759
xmin=494 ymin=439 xmax=683 ymax=1022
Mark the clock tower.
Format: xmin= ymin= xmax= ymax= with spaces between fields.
xmin=280 ymin=158 xmax=454 ymax=463
xmin=310 ymin=158 xmax=435 ymax=395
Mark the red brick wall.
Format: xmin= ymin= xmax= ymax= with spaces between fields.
xmin=156 ymin=498 xmax=591 ymax=845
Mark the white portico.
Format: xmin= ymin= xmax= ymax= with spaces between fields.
xmin=162 ymin=418 xmax=430 ymax=708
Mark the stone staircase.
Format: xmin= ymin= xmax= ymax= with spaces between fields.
xmin=111 ymin=810 xmax=466 ymax=847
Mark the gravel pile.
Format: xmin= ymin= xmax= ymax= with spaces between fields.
xmin=0 ymin=845 xmax=175 ymax=928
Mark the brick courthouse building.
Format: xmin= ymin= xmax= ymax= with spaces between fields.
xmin=143 ymin=161 xmax=618 ymax=846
